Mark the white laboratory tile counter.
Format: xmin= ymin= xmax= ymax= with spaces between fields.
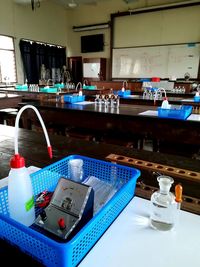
xmin=78 ymin=196 xmax=200 ymax=267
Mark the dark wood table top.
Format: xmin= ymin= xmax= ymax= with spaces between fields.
xmin=0 ymin=93 xmax=22 ymax=110
xmin=18 ymin=101 xmax=200 ymax=148
xmin=18 ymin=100 xmax=200 ymax=121
xmin=1 ymin=124 xmax=200 ymax=178
xmin=0 ymin=93 xmax=20 ymax=98
xmin=86 ymin=93 xmax=200 ymax=106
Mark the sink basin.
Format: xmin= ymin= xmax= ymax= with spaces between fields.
xmin=83 ymin=85 xmax=97 ymax=90
xmin=15 ymin=84 xmax=28 ymax=91
xmin=40 ymin=87 xmax=58 ymax=93
xmin=54 ymin=83 xmax=65 ymax=89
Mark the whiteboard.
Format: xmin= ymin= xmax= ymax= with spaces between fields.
xmin=83 ymin=63 xmax=100 ymax=78
xmin=112 ymin=43 xmax=200 ymax=79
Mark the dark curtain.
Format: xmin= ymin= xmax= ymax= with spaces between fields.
xmin=19 ymin=40 xmax=66 ymax=84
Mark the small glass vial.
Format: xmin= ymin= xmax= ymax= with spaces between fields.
xmin=56 ymin=92 xmax=60 ymax=103
xmin=78 ymin=88 xmax=83 ymax=96
xmin=150 ymin=176 xmax=176 ymax=231
xmin=95 ymin=94 xmax=100 ymax=105
xmin=116 ymin=95 xmax=120 ymax=107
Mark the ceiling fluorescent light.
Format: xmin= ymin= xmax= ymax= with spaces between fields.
xmin=68 ymin=0 xmax=77 ymax=8
xmin=69 ymin=3 xmax=77 ymax=8
xmin=73 ymin=22 xmax=110 ymax=32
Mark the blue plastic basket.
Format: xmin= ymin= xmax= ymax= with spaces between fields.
xmin=194 ymin=96 xmax=200 ymax=102
xmin=0 ymin=155 xmax=140 ymax=267
xmin=117 ymin=90 xmax=131 ymax=97
xmin=63 ymin=95 xmax=85 ymax=103
xmin=139 ymin=78 xmax=151 ymax=82
xmin=158 ymin=105 xmax=192 ymax=120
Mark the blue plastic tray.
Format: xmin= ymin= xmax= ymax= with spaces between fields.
xmin=0 ymin=155 xmax=140 ymax=267
xmin=64 ymin=95 xmax=85 ymax=103
xmin=158 ymin=105 xmax=192 ymax=120
xmin=117 ymin=90 xmax=131 ymax=97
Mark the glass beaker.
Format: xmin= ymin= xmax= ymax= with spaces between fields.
xmin=68 ymin=159 xmax=84 ymax=183
xmin=150 ymin=176 xmax=177 ymax=231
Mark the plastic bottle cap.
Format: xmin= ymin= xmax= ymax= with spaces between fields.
xmin=10 ymin=154 xmax=25 ymax=168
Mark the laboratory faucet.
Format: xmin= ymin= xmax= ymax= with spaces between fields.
xmin=122 ymin=80 xmax=128 ymax=90
xmin=197 ymin=84 xmax=200 ymax=93
xmin=75 ymin=82 xmax=82 ymax=91
xmin=46 ymin=79 xmax=53 ymax=86
xmin=83 ymin=80 xmax=88 ymax=86
xmin=154 ymin=87 xmax=167 ymax=105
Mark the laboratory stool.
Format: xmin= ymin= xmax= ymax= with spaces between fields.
xmin=0 ymin=108 xmax=18 ymax=126
xmin=101 ymin=132 xmax=138 ymax=148
xmin=32 ymin=123 xmax=66 ymax=136
xmin=66 ymin=127 xmax=97 ymax=142
xmin=157 ymin=140 xmax=198 ymax=158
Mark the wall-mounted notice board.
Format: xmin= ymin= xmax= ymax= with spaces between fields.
xmin=112 ymin=43 xmax=200 ymax=79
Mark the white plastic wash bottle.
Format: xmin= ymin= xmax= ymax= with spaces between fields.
xmin=8 ymin=154 xmax=35 ymax=226
xmin=8 ymin=105 xmax=52 ymax=227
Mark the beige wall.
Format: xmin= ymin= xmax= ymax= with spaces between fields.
xmin=66 ymin=0 xmax=200 ymax=79
xmin=0 ymin=0 xmax=67 ymax=83
xmin=0 ymin=0 xmax=199 ymax=82
xmin=114 ymin=6 xmax=200 ymax=47
xmin=65 ymin=0 xmax=200 ymax=56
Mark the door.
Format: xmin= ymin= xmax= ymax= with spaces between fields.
xmin=68 ymin=57 xmax=83 ymax=85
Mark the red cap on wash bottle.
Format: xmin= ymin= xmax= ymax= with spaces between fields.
xmin=10 ymin=154 xmax=25 ymax=168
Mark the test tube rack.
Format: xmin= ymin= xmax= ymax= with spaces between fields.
xmin=106 ymin=153 xmax=200 ymax=215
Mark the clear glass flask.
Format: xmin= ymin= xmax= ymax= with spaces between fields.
xmin=150 ymin=176 xmax=176 ymax=231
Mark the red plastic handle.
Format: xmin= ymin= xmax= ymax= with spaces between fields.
xmin=48 ymin=146 xmax=53 ymax=159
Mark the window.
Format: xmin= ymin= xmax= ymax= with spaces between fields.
xmin=0 ymin=35 xmax=17 ymax=83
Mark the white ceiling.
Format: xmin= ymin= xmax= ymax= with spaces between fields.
xmin=14 ymin=0 xmax=116 ymax=9
xmin=19 ymin=0 xmax=190 ymax=10
xmin=14 ymin=0 xmax=197 ymax=9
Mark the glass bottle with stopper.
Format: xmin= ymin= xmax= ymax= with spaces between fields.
xmin=150 ymin=175 xmax=177 ymax=231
